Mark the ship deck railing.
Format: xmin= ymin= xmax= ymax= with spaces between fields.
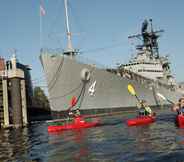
xmin=116 ymin=68 xmax=176 ymax=91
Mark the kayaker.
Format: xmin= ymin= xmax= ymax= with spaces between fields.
xmin=137 ymin=100 xmax=153 ymax=117
xmin=172 ymin=97 xmax=184 ymax=115
xmin=68 ymin=109 xmax=81 ymax=119
xmin=67 ymin=111 xmax=74 ymax=120
xmin=69 ymin=111 xmax=73 ymax=116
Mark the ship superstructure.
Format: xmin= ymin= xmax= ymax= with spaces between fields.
xmin=121 ymin=19 xmax=176 ymax=87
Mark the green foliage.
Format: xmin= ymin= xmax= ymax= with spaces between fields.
xmin=33 ymin=86 xmax=50 ymax=110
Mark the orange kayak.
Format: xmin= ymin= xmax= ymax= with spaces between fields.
xmin=176 ymin=115 xmax=184 ymax=128
xmin=127 ymin=116 xmax=155 ymax=126
xmin=48 ymin=116 xmax=100 ymax=132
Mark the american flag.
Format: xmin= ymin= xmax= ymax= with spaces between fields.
xmin=40 ymin=2 xmax=46 ymax=16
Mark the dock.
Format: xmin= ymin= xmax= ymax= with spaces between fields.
xmin=0 ymin=55 xmax=31 ymax=128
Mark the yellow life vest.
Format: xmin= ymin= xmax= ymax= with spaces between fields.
xmin=145 ymin=106 xmax=152 ymax=114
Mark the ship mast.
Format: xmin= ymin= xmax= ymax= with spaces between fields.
xmin=64 ymin=0 xmax=75 ymax=56
xmin=128 ymin=19 xmax=164 ymax=59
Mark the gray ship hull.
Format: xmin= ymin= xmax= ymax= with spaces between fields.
xmin=40 ymin=53 xmax=182 ymax=112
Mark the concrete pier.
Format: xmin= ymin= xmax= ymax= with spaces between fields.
xmin=0 ymin=55 xmax=29 ymax=128
xmin=10 ymin=77 xmax=23 ymax=127
xmin=21 ymin=79 xmax=28 ymax=126
xmin=2 ymin=78 xmax=9 ymax=127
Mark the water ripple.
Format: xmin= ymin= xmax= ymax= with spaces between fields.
xmin=0 ymin=109 xmax=184 ymax=161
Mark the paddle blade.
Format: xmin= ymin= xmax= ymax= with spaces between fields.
xmin=128 ymin=84 xmax=136 ymax=96
xmin=70 ymin=96 xmax=77 ymax=107
xmin=156 ymin=93 xmax=166 ymax=101
xmin=156 ymin=93 xmax=174 ymax=104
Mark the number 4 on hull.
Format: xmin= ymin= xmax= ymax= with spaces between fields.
xmin=88 ymin=81 xmax=96 ymax=96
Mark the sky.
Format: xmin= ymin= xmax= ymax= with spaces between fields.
xmin=0 ymin=0 xmax=184 ymax=88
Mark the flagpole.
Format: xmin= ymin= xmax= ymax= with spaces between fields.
xmin=40 ymin=0 xmax=45 ymax=51
xmin=64 ymin=0 xmax=73 ymax=51
xmin=40 ymin=4 xmax=42 ymax=51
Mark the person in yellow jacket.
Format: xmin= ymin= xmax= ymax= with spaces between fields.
xmin=137 ymin=100 xmax=153 ymax=117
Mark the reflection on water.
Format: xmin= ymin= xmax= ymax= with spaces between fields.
xmin=47 ymin=130 xmax=89 ymax=162
xmin=0 ymin=128 xmax=30 ymax=161
xmin=0 ymin=109 xmax=184 ymax=162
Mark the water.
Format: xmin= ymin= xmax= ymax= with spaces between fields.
xmin=1 ymin=108 xmax=184 ymax=162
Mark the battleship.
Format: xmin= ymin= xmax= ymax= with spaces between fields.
xmin=40 ymin=0 xmax=182 ymax=113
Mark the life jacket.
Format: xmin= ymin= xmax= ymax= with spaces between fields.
xmin=145 ymin=106 xmax=152 ymax=114
xmin=139 ymin=106 xmax=152 ymax=116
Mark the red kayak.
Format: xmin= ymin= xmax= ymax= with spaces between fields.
xmin=127 ymin=116 xmax=155 ymax=126
xmin=176 ymin=115 xmax=184 ymax=128
xmin=48 ymin=116 xmax=100 ymax=132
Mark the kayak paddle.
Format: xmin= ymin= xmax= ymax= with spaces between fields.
xmin=127 ymin=84 xmax=140 ymax=102
xmin=128 ymin=84 xmax=154 ymax=114
xmin=156 ymin=92 xmax=174 ymax=104
xmin=67 ymin=96 xmax=78 ymax=113
xmin=70 ymin=96 xmax=77 ymax=107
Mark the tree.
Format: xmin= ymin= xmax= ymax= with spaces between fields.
xmin=33 ymin=87 xmax=50 ymax=110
